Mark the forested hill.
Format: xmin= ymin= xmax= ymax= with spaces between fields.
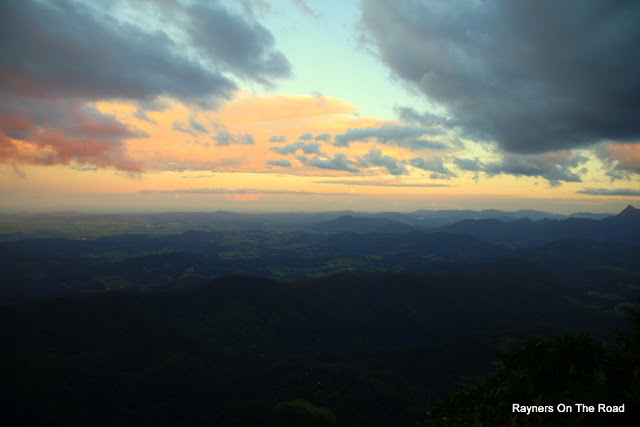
xmin=0 ymin=272 xmax=623 ymax=426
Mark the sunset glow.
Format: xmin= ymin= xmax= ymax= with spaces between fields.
xmin=1 ymin=1 xmax=639 ymax=213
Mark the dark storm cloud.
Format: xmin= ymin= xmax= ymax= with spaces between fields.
xmin=334 ymin=124 xmax=441 ymax=149
xmin=0 ymin=1 xmax=240 ymax=106
xmin=299 ymin=132 xmax=314 ymax=140
xmin=213 ymin=130 xmax=255 ymax=146
xmin=269 ymin=135 xmax=287 ymax=143
xmin=186 ymin=1 xmax=291 ymax=87
xmin=299 ymin=153 xmax=360 ymax=173
xmin=363 ymin=149 xmax=407 ymax=176
xmin=454 ymin=152 xmax=588 ymax=185
xmin=266 ymin=158 xmax=292 ymax=167
xmin=578 ymin=188 xmax=640 ymax=196
xmin=361 ymin=0 xmax=640 ymax=153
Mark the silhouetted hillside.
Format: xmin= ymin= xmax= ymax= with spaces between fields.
xmin=439 ymin=205 xmax=640 ymax=245
xmin=0 ymin=272 xmax=622 ymax=426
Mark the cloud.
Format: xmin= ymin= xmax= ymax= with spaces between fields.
xmin=578 ymin=188 xmax=640 ymax=196
xmin=172 ymin=121 xmax=197 ymax=137
xmin=314 ymin=133 xmax=332 ymax=142
xmin=452 ymin=158 xmax=484 ymax=173
xmin=596 ymin=143 xmax=640 ymax=178
xmin=0 ymin=1 xmax=252 ymax=106
xmin=454 ymin=152 xmax=588 ymax=185
xmin=270 ymin=141 xmax=323 ymax=156
xmin=363 ymin=149 xmax=407 ymax=176
xmin=133 ymin=109 xmax=157 ymax=124
xmin=314 ymin=179 xmax=451 ymax=187
xmin=138 ymin=188 xmax=352 ymax=196
xmin=269 ymin=135 xmax=287 ymax=142
xmin=0 ymin=103 xmax=146 ymax=172
xmin=189 ymin=116 xmax=208 ymax=134
xmin=70 ymin=165 xmax=98 ymax=172
xmin=0 ymin=0 xmax=291 ymax=172
xmin=361 ymin=0 xmax=640 ymax=153
xmin=11 ymin=165 xmax=26 ymax=179
xmin=299 ymin=132 xmax=313 ymax=140
xmin=410 ymin=157 xmax=456 ymax=178
xmin=299 ymin=153 xmax=360 ymax=173
xmin=291 ymin=0 xmax=319 ymax=19
xmin=333 ymin=123 xmax=441 ymax=149
xmin=267 ymin=158 xmax=292 ymax=167
xmin=213 ymin=130 xmax=255 ymax=146
xmin=185 ymin=1 xmax=291 ymax=87
xmin=405 ymin=139 xmax=448 ymax=150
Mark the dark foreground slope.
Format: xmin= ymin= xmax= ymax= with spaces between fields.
xmin=0 ymin=271 xmax=621 ymax=426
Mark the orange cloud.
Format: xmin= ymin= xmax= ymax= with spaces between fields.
xmin=605 ymin=143 xmax=640 ymax=172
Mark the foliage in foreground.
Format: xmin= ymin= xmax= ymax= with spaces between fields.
xmin=427 ymin=304 xmax=640 ymax=426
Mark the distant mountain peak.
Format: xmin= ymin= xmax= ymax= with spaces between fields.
xmin=617 ymin=205 xmax=639 ymax=217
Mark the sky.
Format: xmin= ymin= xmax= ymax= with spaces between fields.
xmin=1 ymin=0 xmax=639 ymax=214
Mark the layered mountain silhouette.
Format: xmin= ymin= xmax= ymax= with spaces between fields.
xmin=437 ymin=205 xmax=639 ymax=245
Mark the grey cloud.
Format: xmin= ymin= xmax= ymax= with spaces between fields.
xmin=70 ymin=165 xmax=98 ymax=172
xmin=453 ymin=158 xmax=484 ymax=172
xmin=454 ymin=152 xmax=588 ymax=185
xmin=270 ymin=141 xmax=323 ymax=155
xmin=500 ymin=154 xmax=583 ymax=183
xmin=396 ymin=107 xmax=454 ymax=128
xmin=363 ymin=149 xmax=408 ymax=176
xmin=361 ymin=0 xmax=640 ymax=153
xmin=213 ymin=130 xmax=255 ymax=146
xmin=0 ymin=0 xmax=291 ymax=172
xmin=410 ymin=157 xmax=455 ymax=178
xmin=186 ymin=2 xmax=291 ymax=86
xmin=12 ymin=165 xmax=26 ymax=179
xmin=405 ymin=139 xmax=448 ymax=150
xmin=133 ymin=109 xmax=157 ymax=124
xmin=0 ymin=0 xmax=238 ymax=107
xmin=299 ymin=132 xmax=313 ymax=140
xmin=173 ymin=121 xmax=197 ymax=137
xmin=267 ymin=158 xmax=292 ymax=167
xmin=300 ymin=153 xmax=360 ymax=173
xmin=314 ymin=133 xmax=332 ymax=142
xmin=189 ymin=116 xmax=208 ymax=134
xmin=334 ymin=124 xmax=440 ymax=148
xmin=578 ymin=188 xmax=640 ymax=196
xmin=269 ymin=135 xmax=287 ymax=142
